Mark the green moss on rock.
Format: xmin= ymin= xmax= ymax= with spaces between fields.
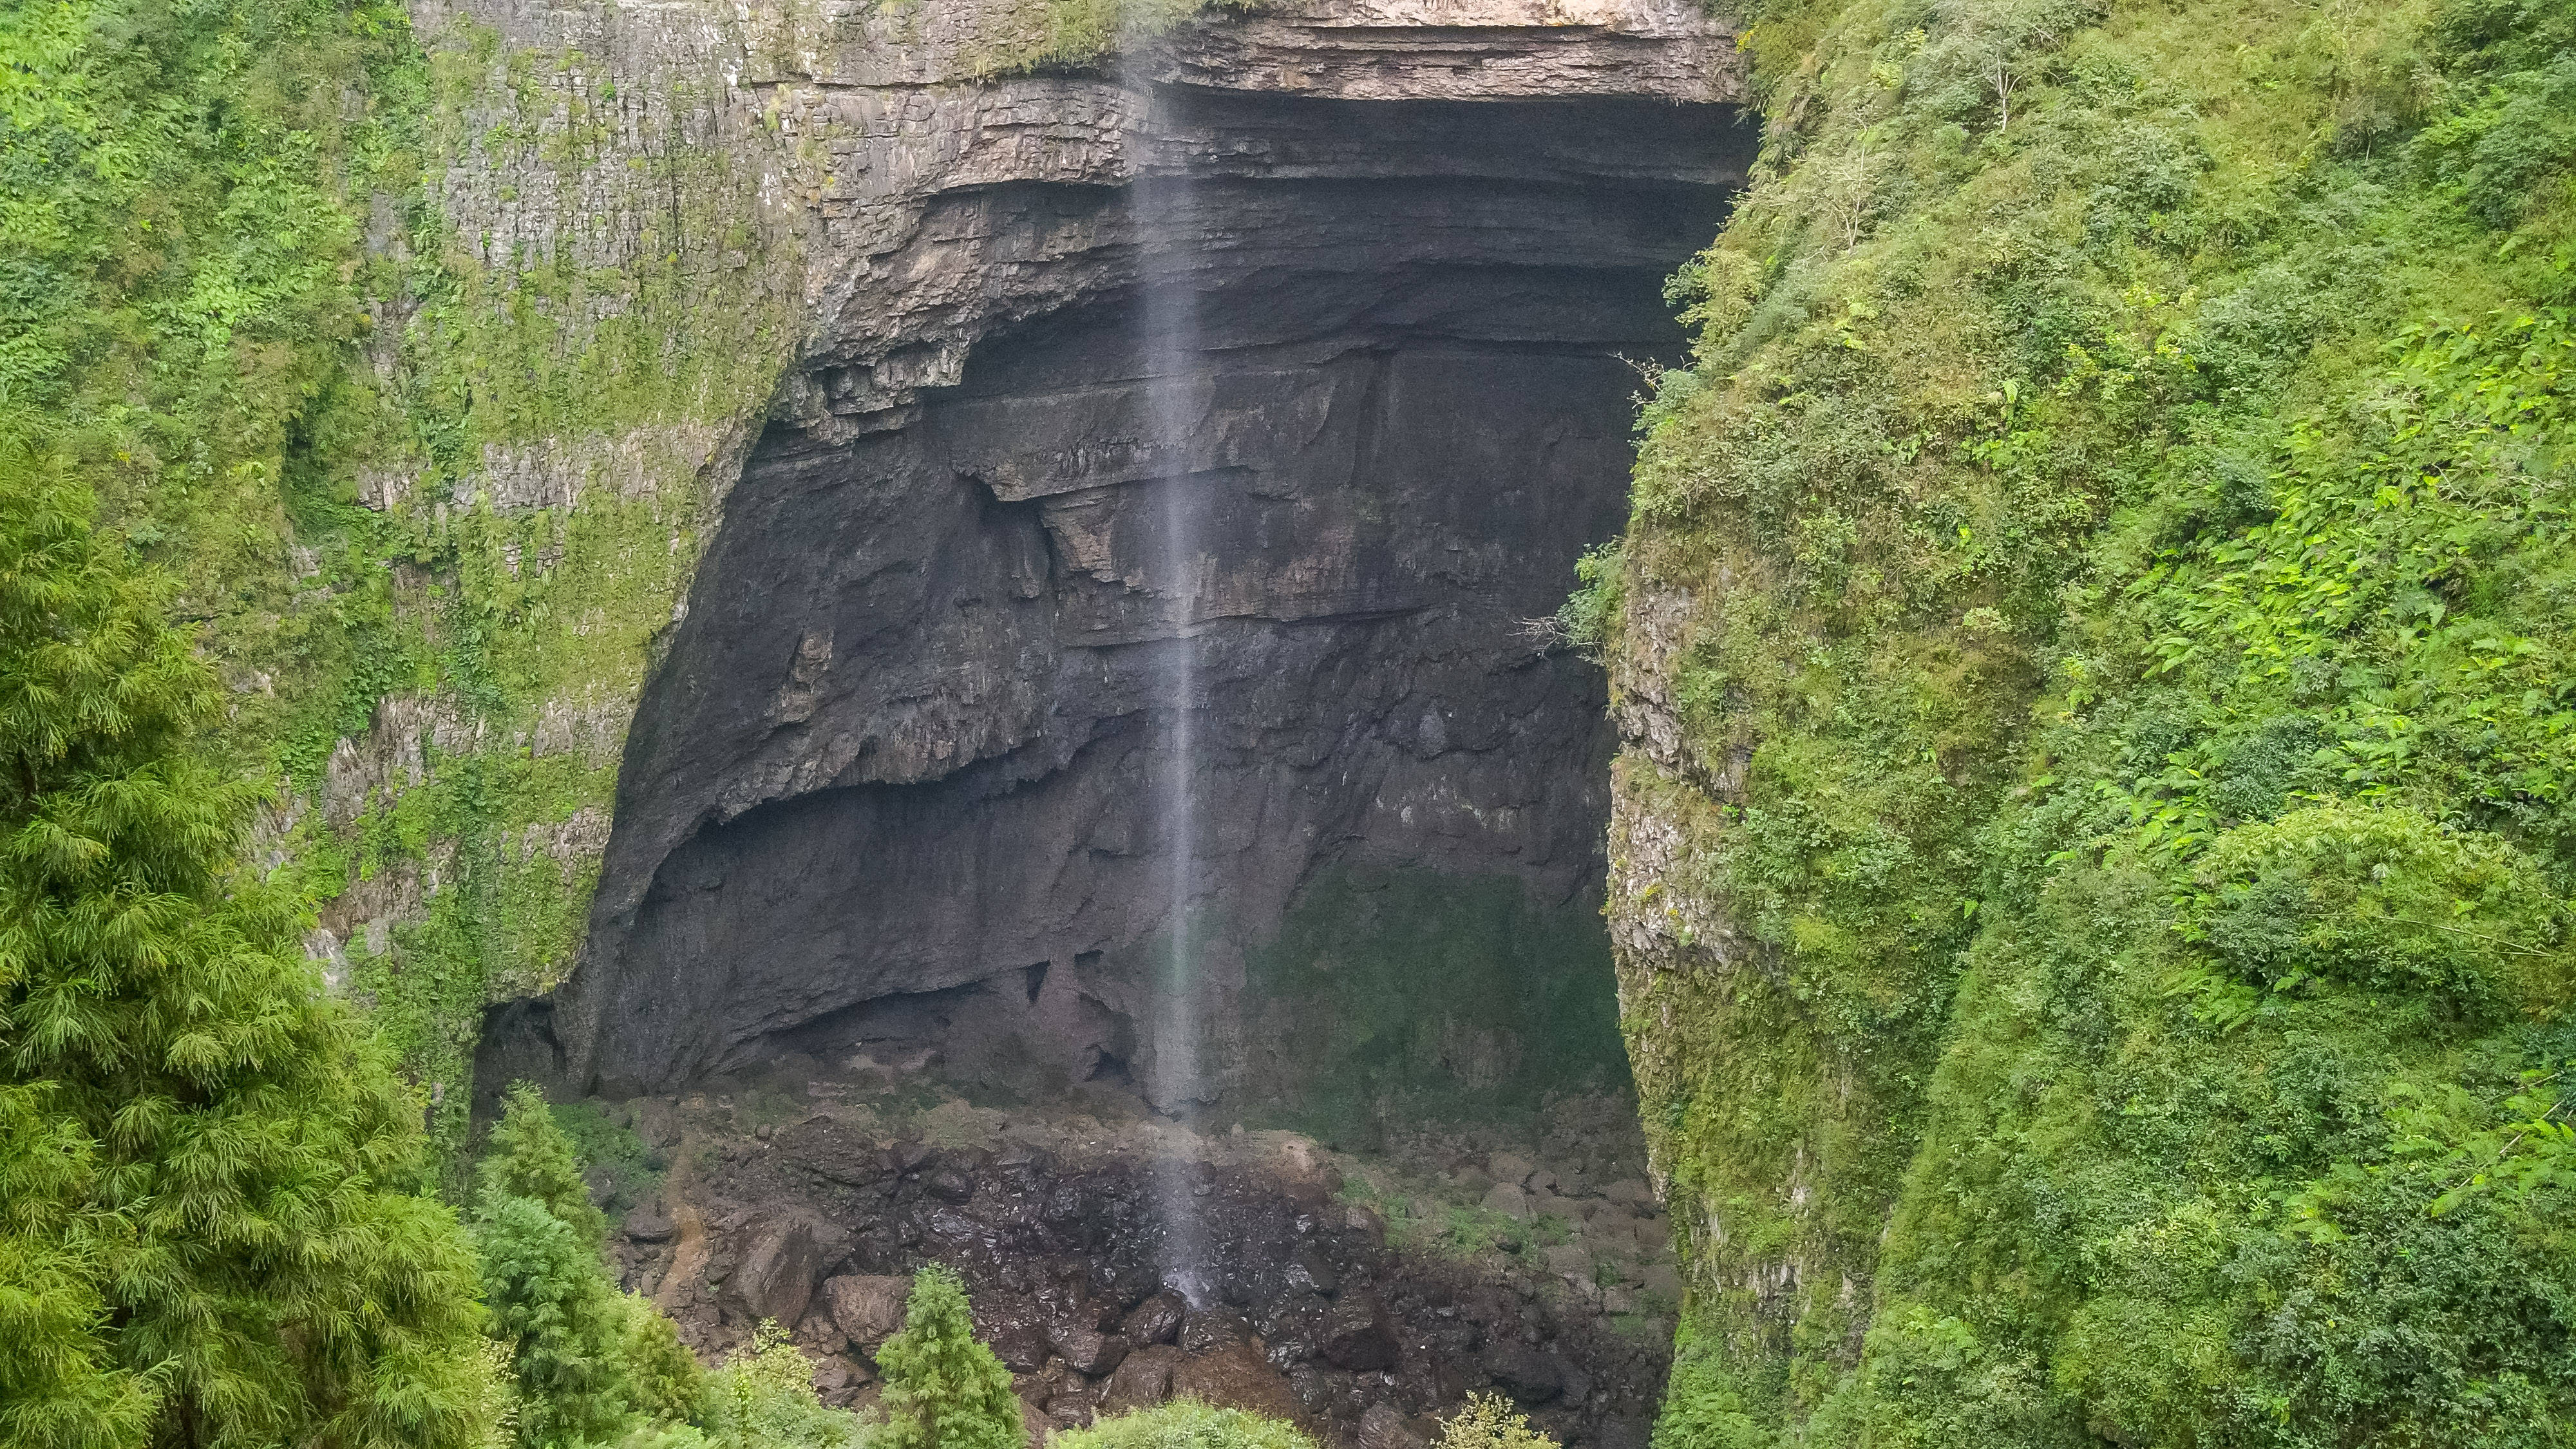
xmin=1613 ymin=0 xmax=2576 ymax=1440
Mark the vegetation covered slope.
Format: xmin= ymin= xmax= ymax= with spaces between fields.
xmin=1596 ymin=0 xmax=2576 ymax=1442
xmin=1 ymin=0 xmax=808 ymax=1164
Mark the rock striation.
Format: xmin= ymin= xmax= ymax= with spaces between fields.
xmin=443 ymin=0 xmax=1750 ymax=1115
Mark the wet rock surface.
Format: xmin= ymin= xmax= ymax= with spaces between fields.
xmin=607 ymin=1077 xmax=1676 ymax=1448
xmin=563 ymin=88 xmax=1754 ymax=1106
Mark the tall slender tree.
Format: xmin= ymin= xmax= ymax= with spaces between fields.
xmin=0 ymin=438 xmax=487 ymax=1449
xmin=473 ymin=1083 xmax=658 ymax=1448
xmin=875 ymin=1265 xmax=1023 ymax=1449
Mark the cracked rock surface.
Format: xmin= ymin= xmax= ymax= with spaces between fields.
xmin=554 ymin=73 xmax=1752 ymax=1103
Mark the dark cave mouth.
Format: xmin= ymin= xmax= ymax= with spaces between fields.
xmin=551 ymin=87 xmax=1756 ymax=1135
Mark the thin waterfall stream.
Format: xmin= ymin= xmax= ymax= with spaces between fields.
xmin=1135 ymin=93 xmax=1214 ymax=1305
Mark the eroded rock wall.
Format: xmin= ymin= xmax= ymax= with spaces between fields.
xmin=549 ymin=62 xmax=1754 ymax=1117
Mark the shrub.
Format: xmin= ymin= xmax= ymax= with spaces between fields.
xmin=1055 ymin=1400 xmax=1318 ymax=1449
xmin=694 ymin=1321 xmax=870 ymax=1449
xmin=1437 ymin=1395 xmax=1560 ymax=1449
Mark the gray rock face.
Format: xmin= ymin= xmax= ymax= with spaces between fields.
xmin=822 ymin=1273 xmax=911 ymax=1351
xmin=732 ymin=1215 xmax=838 ymax=1328
xmin=529 ymin=2 xmax=1751 ymax=1112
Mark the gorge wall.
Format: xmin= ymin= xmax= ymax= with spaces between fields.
xmin=422 ymin=2 xmax=1759 ymax=1135
xmin=125 ymin=0 xmax=1753 ymax=1152
xmin=558 ymin=85 xmax=1752 ymax=1122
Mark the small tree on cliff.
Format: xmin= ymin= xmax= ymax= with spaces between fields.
xmin=875 ymin=1265 xmax=1023 ymax=1449
xmin=474 ymin=1082 xmax=685 ymax=1447
xmin=0 ymin=439 xmax=488 ymax=1448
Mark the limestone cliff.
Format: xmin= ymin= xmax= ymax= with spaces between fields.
xmin=189 ymin=0 xmax=1748 ymax=1146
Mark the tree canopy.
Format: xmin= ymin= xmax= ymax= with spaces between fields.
xmin=0 ymin=437 xmax=488 ymax=1448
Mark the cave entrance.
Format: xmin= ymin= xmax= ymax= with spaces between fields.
xmin=571 ymin=87 xmax=1752 ymax=1148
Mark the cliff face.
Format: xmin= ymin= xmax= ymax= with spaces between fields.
xmin=457 ymin=2 xmax=1754 ymax=1123
xmin=1600 ymin=0 xmax=2576 ymax=1442
xmin=249 ymin=0 xmax=1743 ymax=1137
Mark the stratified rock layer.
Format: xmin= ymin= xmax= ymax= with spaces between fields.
xmin=539 ymin=5 xmax=1751 ymax=1112
xmin=564 ymin=88 xmax=1752 ymax=1093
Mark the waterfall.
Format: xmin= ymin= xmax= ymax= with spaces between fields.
xmin=1132 ymin=68 xmax=1214 ymax=1307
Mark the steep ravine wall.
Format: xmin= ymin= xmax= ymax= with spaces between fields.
xmin=1599 ymin=0 xmax=2576 ymax=1443
xmin=205 ymin=0 xmax=1748 ymax=1152
xmin=553 ymin=88 xmax=1754 ymax=1126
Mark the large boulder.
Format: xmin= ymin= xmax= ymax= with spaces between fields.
xmin=1048 ymin=1321 xmax=1132 ymax=1376
xmin=1171 ymin=1342 xmax=1302 ymax=1423
xmin=822 ymin=1274 xmax=911 ymax=1352
xmin=734 ymin=1216 xmax=836 ymax=1328
xmin=1121 ymin=1291 xmax=1186 ymax=1346
xmin=1099 ymin=1344 xmax=1186 ymax=1415
xmin=1359 ymin=1403 xmax=1429 ymax=1449
xmin=1481 ymin=1342 xmax=1564 ymax=1403
xmin=1320 ymin=1296 xmax=1397 ymax=1372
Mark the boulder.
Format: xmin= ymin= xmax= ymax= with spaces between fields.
xmin=1604 ymin=1178 xmax=1654 ymax=1208
xmin=634 ymin=1098 xmax=681 ymax=1151
xmin=1048 ymin=1322 xmax=1132 ymax=1376
xmin=1283 ymin=1247 xmax=1340 ymax=1298
xmin=1482 ymin=1343 xmax=1563 ymax=1402
xmin=1359 ymin=1403 xmax=1428 ymax=1449
xmin=1544 ymin=1244 xmax=1593 ymax=1285
xmin=1179 ymin=1308 xmax=1253 ymax=1353
xmin=978 ymin=1300 xmax=1052 ymax=1372
xmin=1172 ymin=1342 xmax=1302 ymax=1422
xmin=1320 ymin=1297 xmax=1397 ymax=1372
xmin=623 ymin=1204 xmax=677 ymax=1242
xmin=1098 ymin=1344 xmax=1184 ymax=1415
xmin=795 ymin=1309 xmax=849 ymax=1357
xmin=734 ymin=1216 xmax=831 ymax=1328
xmin=1479 ymin=1183 xmax=1532 ymax=1220
xmin=1121 ymin=1291 xmax=1186 ymax=1346
xmin=1486 ymin=1152 xmax=1537 ymax=1188
xmin=822 ymin=1274 xmax=911 ymax=1351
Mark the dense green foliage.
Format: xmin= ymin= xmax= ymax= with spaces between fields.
xmin=687 ymin=1322 xmax=871 ymax=1449
xmin=1609 ymin=0 xmax=2576 ymax=1442
xmin=874 ymin=1267 xmax=1023 ymax=1449
xmin=0 ymin=444 xmax=488 ymax=1448
xmin=1053 ymin=1401 xmax=1318 ymax=1449
xmin=474 ymin=1084 xmax=665 ymax=1448
xmin=4 ymin=0 xmax=805 ymax=1170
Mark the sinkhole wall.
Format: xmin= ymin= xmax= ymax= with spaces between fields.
xmin=551 ymin=88 xmax=1756 ymax=1141
xmin=94 ymin=0 xmax=1748 ymax=1157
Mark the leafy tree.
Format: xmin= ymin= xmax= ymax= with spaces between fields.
xmin=625 ymin=1293 xmax=709 ymax=1426
xmin=0 ymin=436 xmax=488 ymax=1447
xmin=473 ymin=1083 xmax=642 ymax=1448
xmin=693 ymin=1320 xmax=867 ymax=1449
xmin=478 ymin=1083 xmax=609 ymax=1240
xmin=876 ymin=1265 xmax=1023 ymax=1449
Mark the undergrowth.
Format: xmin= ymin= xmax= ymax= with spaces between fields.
xmin=1609 ymin=0 xmax=2576 ymax=1441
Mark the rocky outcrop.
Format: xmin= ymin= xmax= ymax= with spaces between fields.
xmin=524 ymin=0 xmax=1753 ymax=1113
xmin=607 ymin=1077 xmax=1681 ymax=1448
